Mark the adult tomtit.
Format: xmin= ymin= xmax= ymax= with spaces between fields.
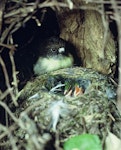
xmin=33 ymin=36 xmax=74 ymax=75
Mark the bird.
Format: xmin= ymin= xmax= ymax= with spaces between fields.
xmin=33 ymin=36 xmax=75 ymax=75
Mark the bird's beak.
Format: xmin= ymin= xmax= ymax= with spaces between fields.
xmin=58 ymin=47 xmax=65 ymax=53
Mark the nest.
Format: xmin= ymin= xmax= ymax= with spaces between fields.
xmin=2 ymin=67 xmax=119 ymax=150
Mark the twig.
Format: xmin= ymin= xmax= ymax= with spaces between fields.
xmin=55 ymin=132 xmax=63 ymax=150
xmin=111 ymin=0 xmax=121 ymax=112
xmin=8 ymin=132 xmax=18 ymax=150
xmin=0 ymin=101 xmax=18 ymax=123
xmin=0 ymin=21 xmax=16 ymax=43
xmin=0 ymin=123 xmax=17 ymax=140
xmin=0 ymin=88 xmax=13 ymax=101
xmin=20 ymin=97 xmax=44 ymax=114
xmin=87 ymin=0 xmax=121 ymax=4
xmin=0 ymin=124 xmax=18 ymax=150
xmin=0 ymin=43 xmax=16 ymax=51
xmin=0 ymin=56 xmax=18 ymax=106
xmin=0 ymin=0 xmax=6 ymax=35
xmin=9 ymin=51 xmax=20 ymax=100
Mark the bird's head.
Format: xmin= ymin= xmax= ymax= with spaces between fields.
xmin=33 ymin=36 xmax=74 ymax=75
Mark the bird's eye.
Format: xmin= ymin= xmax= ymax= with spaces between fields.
xmin=50 ymin=48 xmax=56 ymax=52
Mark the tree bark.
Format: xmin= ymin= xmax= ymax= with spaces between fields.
xmin=57 ymin=7 xmax=116 ymax=75
xmin=0 ymin=0 xmax=6 ymax=36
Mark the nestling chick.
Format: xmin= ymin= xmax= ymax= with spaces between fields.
xmin=33 ymin=36 xmax=74 ymax=75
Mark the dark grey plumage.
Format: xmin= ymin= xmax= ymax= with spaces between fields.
xmin=33 ymin=36 xmax=74 ymax=75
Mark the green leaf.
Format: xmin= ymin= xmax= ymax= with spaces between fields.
xmin=63 ymin=134 xmax=102 ymax=150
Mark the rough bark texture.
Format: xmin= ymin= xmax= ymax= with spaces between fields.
xmin=0 ymin=0 xmax=6 ymax=35
xmin=57 ymin=8 xmax=116 ymax=75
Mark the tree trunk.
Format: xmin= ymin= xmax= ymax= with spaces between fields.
xmin=57 ymin=7 xmax=116 ymax=75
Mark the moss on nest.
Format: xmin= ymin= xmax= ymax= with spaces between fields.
xmin=7 ymin=67 xmax=120 ymax=150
